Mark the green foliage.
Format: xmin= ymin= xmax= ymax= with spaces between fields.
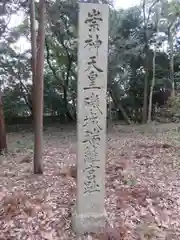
xmin=0 ymin=0 xmax=180 ymax=123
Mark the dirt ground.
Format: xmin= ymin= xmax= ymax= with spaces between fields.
xmin=1 ymin=122 xmax=180 ymax=239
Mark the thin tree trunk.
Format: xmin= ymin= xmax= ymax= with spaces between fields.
xmin=142 ymin=44 xmax=149 ymax=124
xmin=109 ymin=89 xmax=131 ymax=125
xmin=148 ymin=50 xmax=156 ymax=123
xmin=0 ymin=94 xmax=7 ymax=154
xmin=148 ymin=10 xmax=160 ymax=123
xmin=33 ymin=0 xmax=46 ymax=174
xmin=109 ymin=95 xmax=112 ymax=120
xmin=30 ymin=0 xmax=37 ymax=121
xmin=63 ymin=87 xmax=73 ymax=121
xmin=142 ymin=0 xmax=148 ymax=124
xmin=142 ymin=0 xmax=160 ymax=123
xmin=169 ymin=29 xmax=175 ymax=98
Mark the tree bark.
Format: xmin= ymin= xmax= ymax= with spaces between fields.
xmin=142 ymin=25 xmax=149 ymax=124
xmin=33 ymin=0 xmax=46 ymax=174
xmin=109 ymin=88 xmax=131 ymax=125
xmin=148 ymin=48 xmax=156 ymax=123
xmin=148 ymin=8 xmax=160 ymax=123
xmin=142 ymin=0 xmax=158 ymax=123
xmin=30 ymin=0 xmax=37 ymax=121
xmin=64 ymin=56 xmax=74 ymax=121
xmin=168 ymin=28 xmax=175 ymax=98
xmin=63 ymin=87 xmax=74 ymax=121
xmin=0 ymin=94 xmax=7 ymax=154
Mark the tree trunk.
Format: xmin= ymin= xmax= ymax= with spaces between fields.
xmin=109 ymin=88 xmax=131 ymax=125
xmin=142 ymin=44 xmax=149 ymax=124
xmin=30 ymin=0 xmax=37 ymax=122
xmin=63 ymin=85 xmax=73 ymax=121
xmin=169 ymin=29 xmax=175 ymax=98
xmin=0 ymin=94 xmax=7 ymax=154
xmin=64 ymin=56 xmax=74 ymax=121
xmin=142 ymin=0 xmax=161 ymax=123
xmin=148 ymin=49 xmax=156 ymax=123
xmin=148 ymin=11 xmax=160 ymax=123
xmin=33 ymin=0 xmax=46 ymax=174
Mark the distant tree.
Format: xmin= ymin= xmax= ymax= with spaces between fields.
xmin=1 ymin=0 xmax=180 ymax=125
xmin=148 ymin=2 xmax=162 ymax=122
xmin=0 ymin=0 xmax=10 ymax=154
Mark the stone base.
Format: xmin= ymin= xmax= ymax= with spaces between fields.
xmin=72 ymin=207 xmax=107 ymax=235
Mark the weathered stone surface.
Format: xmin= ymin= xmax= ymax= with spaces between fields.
xmin=72 ymin=2 xmax=109 ymax=235
xmin=72 ymin=205 xmax=107 ymax=235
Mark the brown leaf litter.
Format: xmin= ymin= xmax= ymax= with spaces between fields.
xmin=0 ymin=123 xmax=180 ymax=239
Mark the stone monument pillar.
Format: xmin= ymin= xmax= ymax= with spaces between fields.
xmin=72 ymin=3 xmax=109 ymax=235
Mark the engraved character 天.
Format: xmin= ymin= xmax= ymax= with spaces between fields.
xmin=86 ymin=56 xmax=103 ymax=73
xmin=84 ymin=8 xmax=103 ymax=32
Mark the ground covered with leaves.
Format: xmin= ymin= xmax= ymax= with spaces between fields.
xmin=1 ymin=123 xmax=180 ymax=239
